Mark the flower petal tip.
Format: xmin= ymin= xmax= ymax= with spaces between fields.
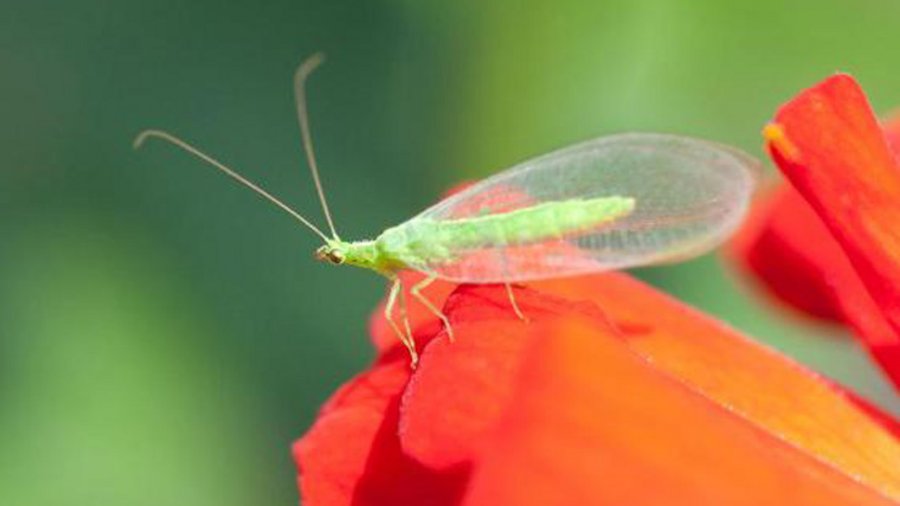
xmin=762 ymin=122 xmax=800 ymax=161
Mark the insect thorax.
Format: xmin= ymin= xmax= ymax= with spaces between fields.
xmin=329 ymin=239 xmax=407 ymax=276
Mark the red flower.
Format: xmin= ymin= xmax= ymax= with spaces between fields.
xmin=295 ymin=274 xmax=900 ymax=504
xmin=731 ymin=74 xmax=900 ymax=388
xmin=293 ymin=76 xmax=900 ymax=505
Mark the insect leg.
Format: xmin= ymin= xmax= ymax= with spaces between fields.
xmin=397 ymin=282 xmax=413 ymax=338
xmin=385 ymin=277 xmax=419 ymax=367
xmin=504 ymin=283 xmax=529 ymax=322
xmin=497 ymin=249 xmax=528 ymax=322
xmin=410 ymin=275 xmax=455 ymax=342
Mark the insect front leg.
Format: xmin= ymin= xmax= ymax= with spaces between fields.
xmin=385 ymin=277 xmax=419 ymax=367
xmin=397 ymin=280 xmax=414 ymax=340
xmin=410 ymin=275 xmax=455 ymax=342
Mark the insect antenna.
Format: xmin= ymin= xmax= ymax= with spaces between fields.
xmin=134 ymin=129 xmax=331 ymax=242
xmin=294 ymin=53 xmax=340 ymax=240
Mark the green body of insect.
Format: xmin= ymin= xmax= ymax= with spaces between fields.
xmin=317 ymin=196 xmax=636 ymax=277
xmin=135 ymin=54 xmax=758 ymax=367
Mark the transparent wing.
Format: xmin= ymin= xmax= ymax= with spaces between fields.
xmin=396 ymin=133 xmax=760 ymax=283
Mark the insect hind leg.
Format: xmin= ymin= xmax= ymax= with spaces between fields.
xmin=410 ymin=275 xmax=455 ymax=342
xmin=385 ymin=277 xmax=419 ymax=367
xmin=497 ymin=249 xmax=528 ymax=322
xmin=505 ymin=283 xmax=529 ymax=322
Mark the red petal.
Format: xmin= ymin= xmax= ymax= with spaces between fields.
xmin=463 ymin=316 xmax=900 ymax=505
xmin=765 ymin=74 xmax=900 ymax=385
xmin=730 ymin=105 xmax=900 ymax=326
xmin=399 ymin=284 xmax=608 ymax=468
xmin=728 ymin=184 xmax=847 ymax=322
xmin=536 ymin=273 xmax=900 ymax=468
xmin=728 ymin=184 xmax=900 ymax=378
xmin=293 ymin=352 xmax=468 ymax=506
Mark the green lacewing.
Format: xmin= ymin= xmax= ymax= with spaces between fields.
xmin=135 ymin=54 xmax=760 ymax=365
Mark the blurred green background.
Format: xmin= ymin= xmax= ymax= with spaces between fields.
xmin=3 ymin=0 xmax=900 ymax=504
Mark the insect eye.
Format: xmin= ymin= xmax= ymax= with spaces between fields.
xmin=327 ymin=250 xmax=345 ymax=265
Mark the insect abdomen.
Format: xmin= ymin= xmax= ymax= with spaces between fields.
xmin=377 ymin=196 xmax=635 ymax=266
